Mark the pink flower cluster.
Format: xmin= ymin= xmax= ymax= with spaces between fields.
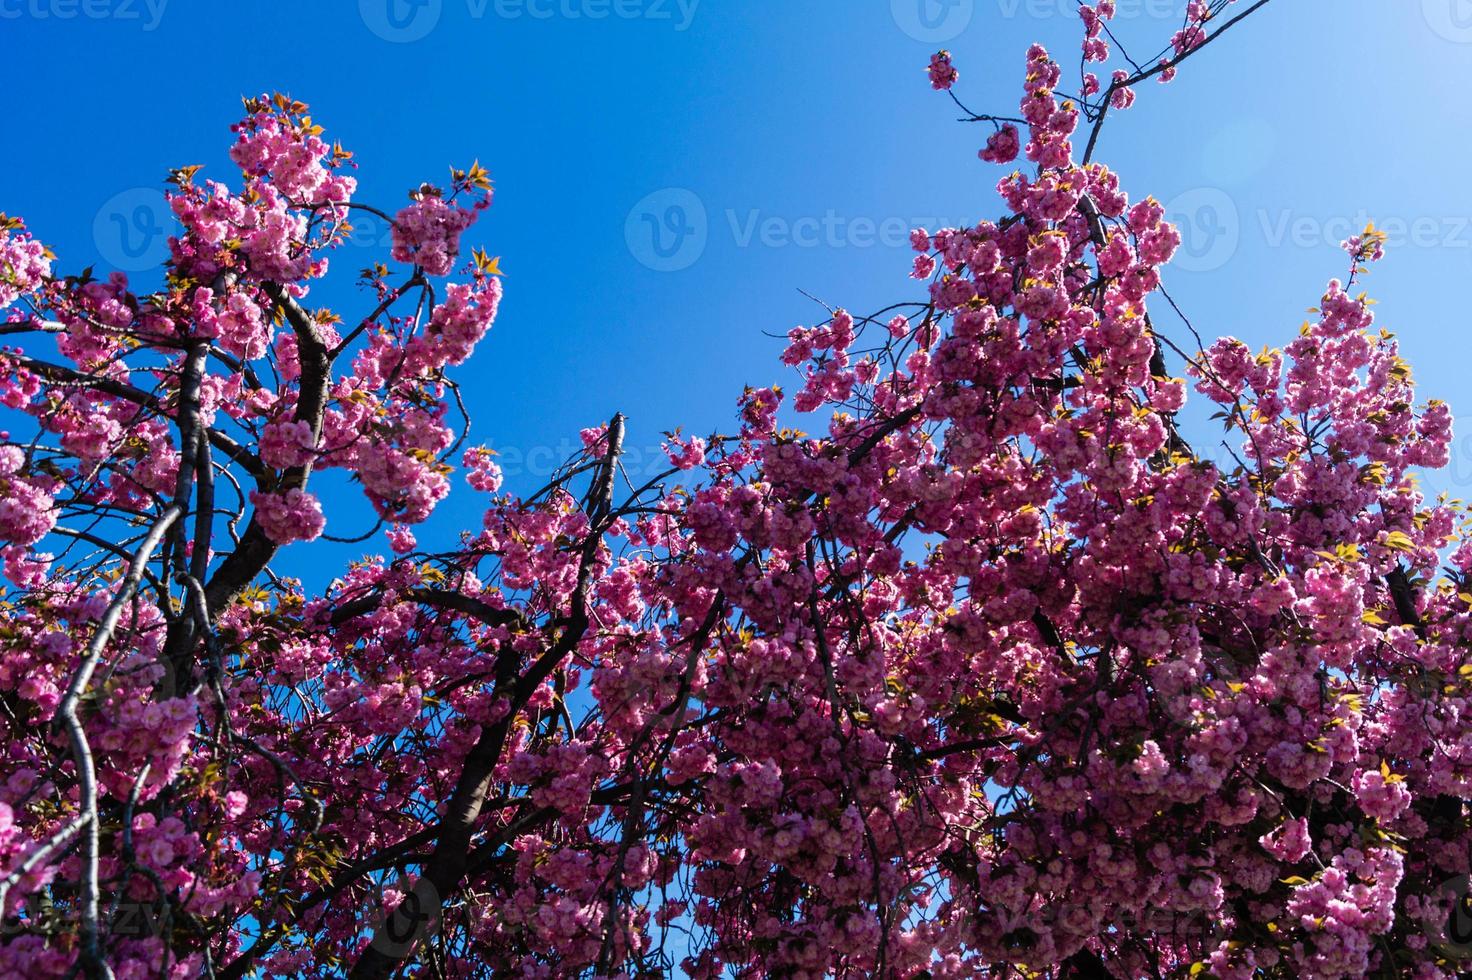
xmin=0 ymin=222 xmax=50 ymax=308
xmin=663 ymin=432 xmax=707 ymax=470
xmin=391 ymin=193 xmax=480 ymax=276
xmin=249 ymin=487 xmax=326 ymax=543
xmin=980 ymin=124 xmax=1020 ymax=164
xmin=192 ymin=285 xmax=272 ymax=359
xmin=230 ymin=95 xmax=357 ymax=205
xmin=463 ymin=446 xmax=504 ymax=492
xmin=927 ymin=50 xmax=958 ymax=90
xmin=0 ymin=445 xmax=56 ymax=549
xmin=406 ymin=277 xmax=502 ymax=373
xmin=259 ymin=418 xmax=318 ymax=469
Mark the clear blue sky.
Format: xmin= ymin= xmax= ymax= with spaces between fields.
xmin=5 ymin=0 xmax=1472 ymax=577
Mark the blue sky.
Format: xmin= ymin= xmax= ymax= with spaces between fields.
xmin=5 ymin=0 xmax=1472 ymax=579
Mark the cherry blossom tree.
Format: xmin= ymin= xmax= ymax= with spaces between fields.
xmin=2 ymin=1 xmax=1471 ymax=976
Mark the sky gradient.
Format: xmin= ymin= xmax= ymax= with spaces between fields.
xmin=5 ymin=0 xmax=1472 ymax=578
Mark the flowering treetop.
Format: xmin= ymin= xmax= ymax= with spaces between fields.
xmin=2 ymin=2 xmax=1471 ymax=978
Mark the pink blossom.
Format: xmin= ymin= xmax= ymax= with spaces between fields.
xmin=0 ymin=223 xmax=51 ymax=309
xmin=927 ymin=50 xmax=958 ymax=91
xmin=391 ymin=194 xmax=479 ymax=276
xmin=249 ymin=488 xmax=325 ymax=544
xmin=980 ymin=124 xmax=1021 ymax=164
